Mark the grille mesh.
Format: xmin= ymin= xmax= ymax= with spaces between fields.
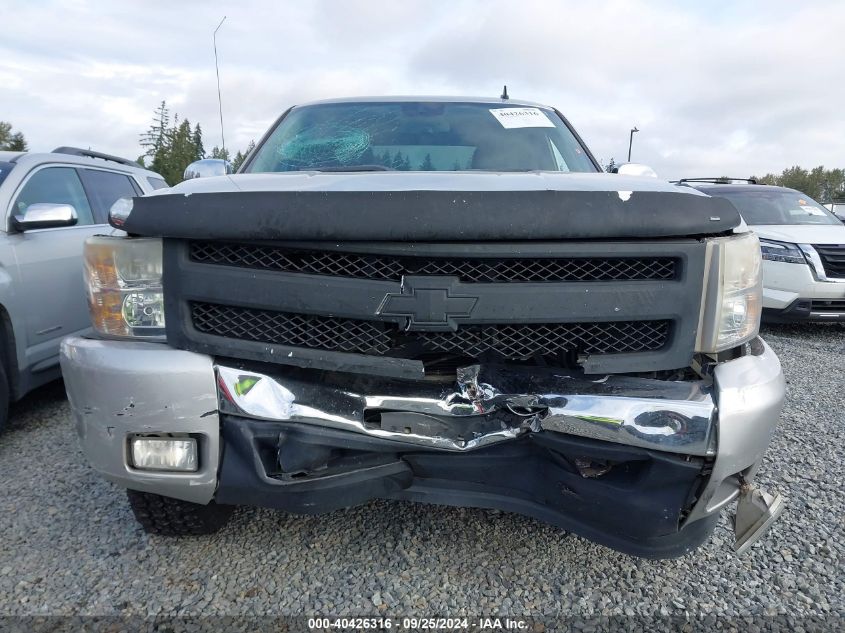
xmin=814 ymin=244 xmax=845 ymax=278
xmin=189 ymin=242 xmax=677 ymax=283
xmin=191 ymin=302 xmax=669 ymax=359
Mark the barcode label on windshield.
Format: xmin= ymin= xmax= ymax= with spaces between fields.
xmin=490 ymin=107 xmax=555 ymax=129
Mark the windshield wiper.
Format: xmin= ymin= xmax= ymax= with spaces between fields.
xmin=303 ymin=165 xmax=396 ymax=172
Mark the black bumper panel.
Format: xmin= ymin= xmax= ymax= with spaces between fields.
xmin=763 ymin=298 xmax=845 ymax=323
xmin=215 ymin=416 xmax=717 ymax=559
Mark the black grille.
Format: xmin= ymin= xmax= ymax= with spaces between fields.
xmin=811 ymin=299 xmax=845 ymax=313
xmin=189 ymin=242 xmax=677 ymax=283
xmin=191 ymin=302 xmax=669 ymax=359
xmin=814 ymin=245 xmax=845 ymax=278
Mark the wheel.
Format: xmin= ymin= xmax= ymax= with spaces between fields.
xmin=0 ymin=360 xmax=9 ymax=434
xmin=126 ymin=489 xmax=234 ymax=536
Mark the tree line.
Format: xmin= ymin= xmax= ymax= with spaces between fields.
xmin=138 ymin=101 xmax=254 ymax=185
xmin=754 ymin=166 xmax=845 ymax=203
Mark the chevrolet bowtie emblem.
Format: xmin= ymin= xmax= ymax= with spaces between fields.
xmin=377 ymin=276 xmax=478 ymax=331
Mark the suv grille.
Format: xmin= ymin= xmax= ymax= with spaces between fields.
xmin=814 ymin=245 xmax=845 ymax=278
xmin=191 ymin=302 xmax=670 ymax=359
xmin=811 ymin=299 xmax=845 ymax=313
xmin=189 ymin=242 xmax=678 ymax=283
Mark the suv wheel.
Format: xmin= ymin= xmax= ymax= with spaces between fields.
xmin=126 ymin=489 xmax=233 ymax=536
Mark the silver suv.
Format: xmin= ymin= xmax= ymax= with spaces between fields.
xmin=0 ymin=147 xmax=166 ymax=430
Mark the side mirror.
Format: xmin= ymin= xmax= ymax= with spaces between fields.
xmin=13 ymin=203 xmax=78 ymax=231
xmin=613 ymin=162 xmax=659 ymax=178
xmin=183 ymin=158 xmax=233 ymax=180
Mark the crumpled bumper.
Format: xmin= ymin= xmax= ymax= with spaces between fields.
xmin=61 ymin=335 xmax=785 ymax=555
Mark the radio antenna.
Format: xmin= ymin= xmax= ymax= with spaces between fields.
xmin=213 ymin=16 xmax=227 ymax=156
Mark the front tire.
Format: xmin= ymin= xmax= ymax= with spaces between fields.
xmin=126 ymin=489 xmax=233 ymax=536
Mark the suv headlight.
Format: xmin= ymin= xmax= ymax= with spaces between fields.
xmin=696 ymin=232 xmax=762 ymax=353
xmin=759 ymin=238 xmax=806 ymax=264
xmin=84 ymin=236 xmax=165 ymax=339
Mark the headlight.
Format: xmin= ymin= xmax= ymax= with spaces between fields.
xmin=84 ymin=236 xmax=165 ymax=339
xmin=759 ymin=238 xmax=806 ymax=264
xmin=696 ymin=232 xmax=762 ymax=353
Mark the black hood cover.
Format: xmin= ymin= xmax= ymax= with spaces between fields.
xmin=120 ymin=189 xmax=740 ymax=241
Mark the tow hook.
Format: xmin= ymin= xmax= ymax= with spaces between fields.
xmin=733 ymin=478 xmax=785 ymax=555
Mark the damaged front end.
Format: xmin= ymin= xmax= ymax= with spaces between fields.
xmin=216 ymin=363 xmax=716 ymax=455
xmin=213 ymin=360 xmax=723 ymax=558
xmin=207 ymin=335 xmax=783 ymax=558
xmin=61 ymin=329 xmax=784 ymax=558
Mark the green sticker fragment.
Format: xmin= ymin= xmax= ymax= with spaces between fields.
xmin=577 ymin=414 xmax=623 ymax=427
xmin=234 ymin=376 xmax=260 ymax=396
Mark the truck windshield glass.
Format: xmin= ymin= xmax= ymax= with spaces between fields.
xmin=716 ymin=190 xmax=841 ymax=226
xmin=246 ymin=102 xmax=597 ymax=173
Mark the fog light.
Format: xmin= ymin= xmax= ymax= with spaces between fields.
xmin=130 ymin=438 xmax=198 ymax=472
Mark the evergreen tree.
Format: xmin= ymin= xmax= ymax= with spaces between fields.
xmin=420 ymin=153 xmax=434 ymax=170
xmin=192 ymin=123 xmax=205 ymax=160
xmin=138 ymin=104 xmax=206 ymax=185
xmin=140 ymin=101 xmax=170 ymax=161
xmin=166 ymin=119 xmax=198 ymax=184
xmin=231 ymin=140 xmax=255 ymax=172
xmin=380 ymin=151 xmax=392 ymax=168
xmin=0 ymin=121 xmax=28 ymax=151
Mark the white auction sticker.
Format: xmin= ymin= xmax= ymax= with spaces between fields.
xmin=490 ymin=107 xmax=555 ymax=129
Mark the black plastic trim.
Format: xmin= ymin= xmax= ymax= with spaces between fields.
xmin=763 ymin=298 xmax=845 ymax=323
xmin=122 ymin=189 xmax=740 ymax=241
xmin=215 ymin=417 xmax=718 ymax=559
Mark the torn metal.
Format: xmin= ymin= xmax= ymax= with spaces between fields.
xmin=216 ymin=363 xmax=715 ymax=455
xmin=733 ymin=482 xmax=786 ymax=555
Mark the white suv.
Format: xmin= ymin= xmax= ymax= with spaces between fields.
xmin=685 ymin=179 xmax=845 ymax=322
xmin=0 ymin=146 xmax=166 ymax=430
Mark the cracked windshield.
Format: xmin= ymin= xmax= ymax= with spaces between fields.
xmin=246 ymin=101 xmax=597 ymax=173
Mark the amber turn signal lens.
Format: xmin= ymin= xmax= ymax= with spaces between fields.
xmin=83 ymin=237 xmax=165 ymax=339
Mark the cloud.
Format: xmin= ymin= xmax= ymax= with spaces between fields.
xmin=2 ymin=0 xmax=843 ymax=180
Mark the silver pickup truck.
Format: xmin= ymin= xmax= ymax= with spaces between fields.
xmin=61 ymin=97 xmax=785 ymax=558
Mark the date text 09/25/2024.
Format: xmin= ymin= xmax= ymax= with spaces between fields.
xmin=307 ymin=617 xmax=532 ymax=630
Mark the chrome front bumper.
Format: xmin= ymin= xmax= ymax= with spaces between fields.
xmin=215 ymin=363 xmax=716 ymax=455
xmin=61 ymin=336 xmax=785 ymax=520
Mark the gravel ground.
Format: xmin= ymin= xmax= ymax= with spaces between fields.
xmin=0 ymin=324 xmax=843 ymax=623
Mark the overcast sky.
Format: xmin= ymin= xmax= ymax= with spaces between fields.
xmin=2 ymin=0 xmax=844 ymax=179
